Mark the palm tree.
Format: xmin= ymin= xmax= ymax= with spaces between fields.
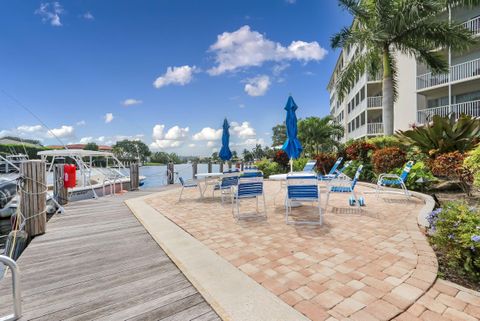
xmin=298 ymin=116 xmax=344 ymax=156
xmin=331 ymin=0 xmax=477 ymax=136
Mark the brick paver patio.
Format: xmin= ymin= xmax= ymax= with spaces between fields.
xmin=146 ymin=181 xmax=478 ymax=321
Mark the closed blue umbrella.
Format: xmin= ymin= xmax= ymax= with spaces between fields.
xmin=282 ymin=96 xmax=303 ymax=169
xmin=219 ymin=118 xmax=232 ymax=161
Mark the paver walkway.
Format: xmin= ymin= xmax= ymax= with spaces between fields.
xmin=147 ymin=181 xmax=441 ymax=320
xmin=0 ymin=190 xmax=220 ymax=321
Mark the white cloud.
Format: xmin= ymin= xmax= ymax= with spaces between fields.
xmin=122 ymin=98 xmax=143 ymax=106
xmin=273 ymin=63 xmax=290 ymax=76
xmin=76 ymin=120 xmax=86 ymax=126
xmin=82 ymin=12 xmax=94 ymax=20
xmin=150 ymin=124 xmax=189 ymax=150
xmin=153 ymin=65 xmax=198 ymax=89
xmin=79 ymin=136 xmax=93 ymax=144
xmin=17 ymin=125 xmax=43 ymax=134
xmin=188 ymin=143 xmax=196 ymax=148
xmin=47 ymin=125 xmax=74 ymax=138
xmin=207 ymin=141 xmax=217 ymax=148
xmin=104 ymin=113 xmax=114 ymax=123
xmin=231 ymin=121 xmax=256 ymax=138
xmin=79 ymin=134 xmax=143 ymax=146
xmin=35 ymin=2 xmax=64 ymax=27
xmin=244 ymin=75 xmax=271 ymax=96
xmin=207 ymin=25 xmax=327 ymax=75
xmin=239 ymin=103 xmax=245 ymax=108
xmin=192 ymin=127 xmax=222 ymax=141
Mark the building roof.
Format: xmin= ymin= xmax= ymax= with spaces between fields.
xmin=0 ymin=137 xmax=42 ymax=148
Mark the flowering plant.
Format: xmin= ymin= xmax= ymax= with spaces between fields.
xmin=428 ymin=201 xmax=480 ymax=280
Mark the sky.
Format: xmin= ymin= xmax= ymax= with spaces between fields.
xmin=0 ymin=0 xmax=351 ymax=156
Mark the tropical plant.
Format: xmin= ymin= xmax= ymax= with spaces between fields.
xmin=255 ymin=159 xmax=284 ymax=178
xmin=464 ymin=145 xmax=480 ymax=188
xmin=431 ymin=151 xmax=473 ymax=195
xmin=367 ymin=136 xmax=404 ymax=150
xmin=397 ymin=115 xmax=480 ymax=158
xmin=372 ymin=147 xmax=407 ymax=174
xmin=427 ymin=202 xmax=480 ymax=280
xmin=242 ymin=149 xmax=254 ymax=162
xmin=331 ymin=0 xmax=476 ymax=135
xmin=273 ymin=150 xmax=290 ymax=169
xmin=297 ymin=116 xmax=344 ymax=156
xmin=343 ymin=159 xmax=375 ymax=182
xmin=345 ymin=140 xmax=376 ymax=162
xmin=293 ymin=158 xmax=309 ymax=172
xmin=314 ymin=152 xmax=337 ymax=175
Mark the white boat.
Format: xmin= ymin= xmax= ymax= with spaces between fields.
xmin=38 ymin=149 xmax=145 ymax=202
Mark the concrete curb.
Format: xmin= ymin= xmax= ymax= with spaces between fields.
xmin=125 ymin=192 xmax=310 ymax=321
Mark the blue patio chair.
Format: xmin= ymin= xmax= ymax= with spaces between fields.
xmin=286 ymin=175 xmax=322 ymax=225
xmin=178 ymin=176 xmax=200 ymax=201
xmin=231 ymin=172 xmax=266 ymax=221
xmin=325 ymin=165 xmax=363 ymax=210
xmin=376 ymin=161 xmax=414 ymax=198
xmin=318 ymin=160 xmax=352 ymax=181
xmin=317 ymin=157 xmax=343 ymax=179
xmin=241 ymin=171 xmax=263 ymax=178
xmin=302 ymin=160 xmax=317 ymax=173
xmin=214 ymin=173 xmax=239 ymax=203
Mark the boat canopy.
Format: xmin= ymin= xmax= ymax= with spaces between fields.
xmin=38 ymin=149 xmax=114 ymax=158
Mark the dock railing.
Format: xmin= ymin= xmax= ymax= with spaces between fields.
xmin=0 ymin=255 xmax=22 ymax=321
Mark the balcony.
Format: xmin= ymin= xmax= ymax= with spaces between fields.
xmin=417 ymin=57 xmax=480 ymax=90
xmin=417 ymin=99 xmax=480 ymax=124
xmin=464 ymin=15 xmax=480 ymax=37
xmin=367 ymin=72 xmax=382 ymax=82
xmin=367 ymin=122 xmax=383 ymax=135
xmin=367 ymin=96 xmax=382 ymax=108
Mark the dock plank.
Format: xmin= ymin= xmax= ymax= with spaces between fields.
xmin=0 ymin=190 xmax=220 ymax=321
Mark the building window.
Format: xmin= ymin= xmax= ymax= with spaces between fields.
xmin=361 ymin=112 xmax=365 ymax=125
xmin=355 ymin=92 xmax=360 ymax=106
xmin=360 ymin=87 xmax=365 ymax=101
xmin=356 ymin=116 xmax=360 ymax=128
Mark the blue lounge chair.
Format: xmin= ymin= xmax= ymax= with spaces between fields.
xmin=286 ymin=175 xmax=322 ymax=225
xmin=317 ymin=157 xmax=343 ymax=180
xmin=325 ymin=165 xmax=363 ymax=210
xmin=214 ymin=173 xmax=239 ymax=203
xmin=318 ymin=160 xmax=352 ymax=181
xmin=178 ymin=177 xmax=200 ymax=201
xmin=302 ymin=160 xmax=317 ymax=173
xmin=376 ymin=161 xmax=414 ymax=198
xmin=231 ymin=172 xmax=266 ymax=221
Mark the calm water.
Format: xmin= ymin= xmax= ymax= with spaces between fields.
xmin=138 ymin=163 xmax=220 ymax=188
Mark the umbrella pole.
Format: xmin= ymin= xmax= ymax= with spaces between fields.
xmin=290 ymin=159 xmax=293 ymax=173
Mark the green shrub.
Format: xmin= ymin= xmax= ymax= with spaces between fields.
xmin=367 ymin=136 xmax=404 ymax=149
xmin=314 ymin=152 xmax=337 ymax=175
xmin=465 ymin=146 xmax=480 ymax=189
xmin=343 ymin=160 xmax=375 ymax=182
xmin=372 ymin=147 xmax=407 ymax=174
xmin=390 ymin=161 xmax=435 ymax=191
xmin=427 ymin=201 xmax=480 ymax=280
xmin=292 ymin=158 xmax=309 ymax=172
xmin=255 ymin=159 xmax=284 ymax=178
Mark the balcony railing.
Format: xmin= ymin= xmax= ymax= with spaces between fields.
xmin=417 ymin=57 xmax=480 ymax=90
xmin=367 ymin=72 xmax=382 ymax=82
xmin=367 ymin=96 xmax=382 ymax=108
xmin=367 ymin=122 xmax=383 ymax=135
xmin=417 ymin=99 xmax=480 ymax=123
xmin=464 ymin=15 xmax=480 ymax=37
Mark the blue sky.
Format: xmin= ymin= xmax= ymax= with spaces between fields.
xmin=0 ymin=0 xmax=351 ymax=156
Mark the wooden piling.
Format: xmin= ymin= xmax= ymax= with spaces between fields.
xmin=167 ymin=162 xmax=175 ymax=184
xmin=208 ymin=161 xmax=212 ymax=173
xmin=228 ymin=161 xmax=232 ymax=170
xmin=53 ymin=164 xmax=68 ymax=206
xmin=219 ymin=162 xmax=224 ymax=173
xmin=241 ymin=162 xmax=244 ymax=171
xmin=130 ymin=163 xmax=139 ymax=191
xmin=20 ymin=160 xmax=47 ymax=237
xmin=192 ymin=162 xmax=198 ymax=180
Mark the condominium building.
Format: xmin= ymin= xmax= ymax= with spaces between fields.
xmin=328 ymin=5 xmax=480 ymax=142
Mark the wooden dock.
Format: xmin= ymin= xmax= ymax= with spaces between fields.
xmin=0 ymin=190 xmax=220 ymax=321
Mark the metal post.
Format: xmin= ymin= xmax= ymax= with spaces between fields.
xmin=0 ymin=255 xmax=22 ymax=321
xmin=192 ymin=162 xmax=198 ymax=180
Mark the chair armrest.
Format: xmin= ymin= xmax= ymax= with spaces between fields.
xmin=377 ymin=174 xmax=401 ymax=183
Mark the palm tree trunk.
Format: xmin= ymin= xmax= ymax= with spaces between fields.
xmin=382 ymin=49 xmax=394 ymax=136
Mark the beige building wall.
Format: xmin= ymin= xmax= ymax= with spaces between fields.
xmin=394 ymin=53 xmax=418 ymax=131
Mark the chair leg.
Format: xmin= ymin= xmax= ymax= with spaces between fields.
xmin=325 ymin=192 xmax=330 ymax=213
xmin=263 ymin=193 xmax=267 ymax=218
xmin=318 ymin=200 xmax=323 ymax=225
xmin=256 ymin=196 xmax=259 ymax=213
xmin=179 ymin=186 xmax=184 ymax=201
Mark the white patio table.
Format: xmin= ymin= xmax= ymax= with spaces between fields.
xmin=195 ymin=172 xmax=223 ymax=197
